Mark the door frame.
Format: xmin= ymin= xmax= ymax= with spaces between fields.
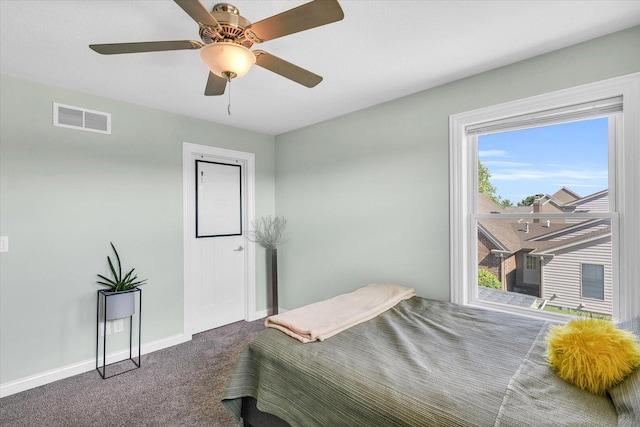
xmin=182 ymin=142 xmax=257 ymax=336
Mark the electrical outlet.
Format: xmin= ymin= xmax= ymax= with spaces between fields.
xmin=99 ymin=319 xmax=124 ymax=336
xmin=99 ymin=321 xmax=113 ymax=336
xmin=113 ymin=319 xmax=124 ymax=334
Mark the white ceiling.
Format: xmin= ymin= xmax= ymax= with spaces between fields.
xmin=1 ymin=1 xmax=639 ymax=135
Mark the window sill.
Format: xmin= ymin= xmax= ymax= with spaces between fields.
xmin=465 ymin=299 xmax=584 ymax=323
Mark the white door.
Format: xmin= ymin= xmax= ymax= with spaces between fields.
xmin=191 ymin=230 xmax=244 ymax=332
xmin=183 ymin=143 xmax=256 ymax=334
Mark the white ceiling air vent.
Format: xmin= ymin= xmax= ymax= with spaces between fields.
xmin=53 ymin=103 xmax=111 ymax=134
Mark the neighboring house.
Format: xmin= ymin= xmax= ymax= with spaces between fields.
xmin=478 ymin=189 xmax=611 ymax=315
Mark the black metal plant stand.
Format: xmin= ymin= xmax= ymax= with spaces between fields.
xmin=96 ymin=288 xmax=141 ymax=379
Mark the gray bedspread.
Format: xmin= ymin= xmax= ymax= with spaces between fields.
xmin=222 ymin=297 xmax=618 ymax=426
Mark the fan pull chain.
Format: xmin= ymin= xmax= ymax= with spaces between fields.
xmin=227 ymin=78 xmax=232 ymax=116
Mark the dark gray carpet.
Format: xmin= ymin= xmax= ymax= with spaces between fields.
xmin=0 ymin=320 xmax=265 ymax=426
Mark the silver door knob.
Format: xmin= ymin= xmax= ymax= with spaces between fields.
xmin=234 ymin=246 xmax=244 ymax=252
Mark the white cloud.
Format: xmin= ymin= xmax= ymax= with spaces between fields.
xmin=554 ymin=182 xmax=606 ymax=189
xmin=483 ymin=160 xmax=532 ymax=167
xmin=478 ymin=149 xmax=508 ymax=158
xmin=491 ymin=168 xmax=607 ymax=181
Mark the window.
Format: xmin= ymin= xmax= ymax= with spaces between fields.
xmin=476 ymin=117 xmax=612 ymax=315
xmin=582 ymin=264 xmax=605 ymax=300
xmin=450 ymin=73 xmax=640 ymax=321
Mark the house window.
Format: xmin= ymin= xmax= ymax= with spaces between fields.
xmin=450 ymin=73 xmax=640 ymax=321
xmin=582 ymin=264 xmax=605 ymax=300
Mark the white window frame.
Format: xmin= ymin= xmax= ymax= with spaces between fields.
xmin=449 ymin=73 xmax=640 ymax=321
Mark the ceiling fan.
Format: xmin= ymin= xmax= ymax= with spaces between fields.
xmin=89 ymin=0 xmax=344 ymax=96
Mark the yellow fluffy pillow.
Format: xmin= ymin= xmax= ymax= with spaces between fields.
xmin=546 ymin=318 xmax=640 ymax=395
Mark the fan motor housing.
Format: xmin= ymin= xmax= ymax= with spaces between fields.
xmin=199 ymin=3 xmax=253 ymax=47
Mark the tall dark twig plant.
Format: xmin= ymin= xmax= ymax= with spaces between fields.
xmin=249 ymin=216 xmax=286 ymax=315
xmin=96 ymin=242 xmax=147 ymax=292
xmin=249 ymin=216 xmax=287 ymax=249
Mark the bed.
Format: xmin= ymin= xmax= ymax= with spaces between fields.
xmin=222 ymin=295 xmax=639 ymax=427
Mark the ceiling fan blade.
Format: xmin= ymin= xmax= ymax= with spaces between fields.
xmin=254 ymin=51 xmax=322 ymax=88
xmin=90 ymin=40 xmax=203 ymax=55
xmin=247 ymin=0 xmax=344 ymax=42
xmin=174 ymin=0 xmax=220 ymax=28
xmin=204 ymin=72 xmax=227 ymax=96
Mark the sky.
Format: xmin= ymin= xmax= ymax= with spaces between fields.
xmin=478 ymin=117 xmax=609 ymax=205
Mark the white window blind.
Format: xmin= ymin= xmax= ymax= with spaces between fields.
xmin=466 ymin=96 xmax=622 ymax=135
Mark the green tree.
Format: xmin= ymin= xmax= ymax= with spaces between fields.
xmin=478 ymin=269 xmax=502 ymax=290
xmin=500 ymin=199 xmax=513 ymax=208
xmin=478 ymin=161 xmax=497 ymax=199
xmin=478 ymin=161 xmax=512 ymax=208
xmin=518 ymin=194 xmax=544 ymax=206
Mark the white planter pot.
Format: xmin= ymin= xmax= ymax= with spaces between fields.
xmin=105 ymin=291 xmax=135 ymax=320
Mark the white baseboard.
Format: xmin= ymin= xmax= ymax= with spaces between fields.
xmin=0 ymin=332 xmax=192 ymax=398
xmin=251 ymin=306 xmax=286 ymax=321
xmin=251 ymin=309 xmax=269 ymax=320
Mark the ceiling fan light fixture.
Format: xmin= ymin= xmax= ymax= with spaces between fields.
xmin=199 ymin=42 xmax=255 ymax=80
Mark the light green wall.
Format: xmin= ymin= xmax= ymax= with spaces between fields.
xmin=0 ymin=76 xmax=275 ymax=383
xmin=275 ymin=26 xmax=640 ymax=308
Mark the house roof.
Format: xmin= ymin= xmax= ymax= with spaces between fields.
xmin=572 ymin=189 xmax=608 ymax=207
xmin=478 ymin=193 xmax=503 ymax=214
xmin=478 ymin=287 xmax=541 ymax=308
xmin=478 ymin=189 xmax=610 ymax=256
xmin=534 ymin=224 xmax=611 ymax=255
xmin=502 ymin=188 xmax=606 ymax=217
xmin=551 ymin=187 xmax=581 ymax=204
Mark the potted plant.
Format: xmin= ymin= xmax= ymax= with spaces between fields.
xmin=96 ymin=242 xmax=147 ymax=320
xmin=250 ymin=216 xmax=286 ymax=315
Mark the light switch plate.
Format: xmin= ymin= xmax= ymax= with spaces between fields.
xmin=0 ymin=236 xmax=7 ymax=253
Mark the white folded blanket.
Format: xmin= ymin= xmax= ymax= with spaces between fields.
xmin=265 ymin=283 xmax=416 ymax=343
